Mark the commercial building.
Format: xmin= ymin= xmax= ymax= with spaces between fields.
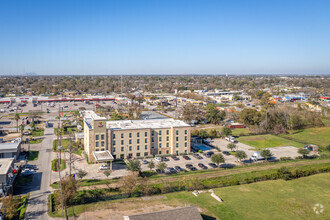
xmin=83 ymin=111 xmax=191 ymax=162
xmin=0 ymin=158 xmax=15 ymax=195
xmin=0 ymin=141 xmax=21 ymax=159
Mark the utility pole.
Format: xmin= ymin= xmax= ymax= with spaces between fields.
xmin=121 ymin=75 xmax=123 ymax=97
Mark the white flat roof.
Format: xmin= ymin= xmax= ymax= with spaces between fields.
xmin=107 ymin=118 xmax=190 ymax=130
xmin=93 ymin=151 xmax=114 ymax=161
xmin=0 ymin=142 xmax=20 ymax=151
xmin=82 ymin=110 xmax=106 ymax=120
xmin=0 ymin=158 xmax=13 ymax=175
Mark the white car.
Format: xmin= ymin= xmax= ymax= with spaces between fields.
xmin=154 ymin=157 xmax=162 ymax=162
xmin=99 ymin=164 xmax=110 ymax=170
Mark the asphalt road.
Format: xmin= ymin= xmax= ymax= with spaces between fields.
xmin=24 ymin=123 xmax=55 ymax=219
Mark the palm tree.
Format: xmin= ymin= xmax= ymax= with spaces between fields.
xmin=14 ymin=113 xmax=20 ymax=133
xmin=19 ymin=124 xmax=25 ymax=140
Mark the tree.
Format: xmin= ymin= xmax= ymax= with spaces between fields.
xmin=103 ymin=170 xmax=111 ymax=178
xmin=147 ymin=161 xmax=155 ymax=170
xmin=298 ymin=148 xmax=310 ymax=158
xmin=198 ymin=129 xmax=208 ymax=139
xmin=261 ymin=149 xmax=273 ymax=160
xmin=156 ymin=162 xmax=167 ymax=172
xmin=111 ymin=112 xmax=124 ymax=120
xmin=182 ymin=103 xmax=199 ymax=123
xmin=126 ymin=159 xmax=141 ymax=173
xmin=1 ymin=195 xmax=20 ymax=219
xmin=76 ymin=169 xmax=87 ymax=180
xmin=222 ymin=127 xmax=232 ymax=137
xmin=14 ymin=113 xmax=20 ymax=133
xmin=211 ymin=153 xmax=225 ymax=166
xmin=206 ymin=103 xmax=225 ymax=124
xmin=19 ymin=123 xmax=25 ymax=139
xmin=208 ymin=129 xmax=217 ymax=138
xmin=55 ymin=177 xmax=77 ymax=208
xmin=118 ymin=173 xmax=139 ymax=197
xmin=227 ymin=143 xmax=236 ymax=151
xmin=240 ymin=108 xmax=262 ymax=127
xmin=235 ymin=150 xmax=247 ymax=162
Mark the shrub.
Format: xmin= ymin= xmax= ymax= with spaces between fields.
xmin=280 ymin=157 xmax=292 ymax=161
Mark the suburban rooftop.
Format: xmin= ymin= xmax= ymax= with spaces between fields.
xmin=0 ymin=158 xmax=13 ymax=175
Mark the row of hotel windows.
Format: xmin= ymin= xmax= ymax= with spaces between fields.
xmin=112 ymin=142 xmax=188 ymax=152
xmin=112 ymin=130 xmax=188 ymax=139
xmin=115 ymin=150 xmax=188 ymax=159
xmin=95 ymin=134 xmax=105 ymax=140
xmin=112 ymin=136 xmax=188 ymax=145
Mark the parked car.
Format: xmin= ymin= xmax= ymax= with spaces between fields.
xmin=174 ymin=166 xmax=184 ymax=172
xmin=163 ymin=157 xmax=170 ymax=162
xmin=183 ymin=155 xmax=191 ymax=160
xmin=198 ymin=163 xmax=208 ymax=169
xmin=188 ymin=166 xmax=197 ymax=171
xmin=167 ymin=167 xmax=177 ymax=174
xmin=203 ymin=153 xmax=211 ymax=158
xmin=208 ymin=163 xmax=218 ymax=168
xmin=155 ymin=169 xmax=164 ymax=174
xmin=250 ymin=152 xmax=265 ymax=161
xmin=141 ymin=159 xmax=148 ymax=164
xmin=171 ymin=155 xmax=179 ymax=161
xmin=220 ymin=163 xmax=235 ymax=168
xmin=22 ymin=164 xmax=37 ymax=170
xmin=21 ymin=169 xmax=35 ymax=176
xmin=155 ymin=157 xmax=162 ymax=162
xmin=225 ymin=136 xmax=238 ymax=143
xmin=193 ymin=154 xmax=203 ymax=159
xmin=222 ymin=151 xmax=231 ymax=156
xmin=185 ymin=164 xmax=193 ymax=169
xmin=99 ymin=164 xmax=110 ymax=170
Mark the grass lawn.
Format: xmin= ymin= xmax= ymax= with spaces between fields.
xmin=280 ymin=127 xmax=330 ymax=148
xmin=27 ymin=150 xmax=39 ymax=161
xmin=32 ymin=129 xmax=44 ymax=137
xmin=53 ymin=139 xmax=83 ymax=156
xmin=237 ymin=134 xmax=304 ymax=149
xmin=51 ymin=173 xmax=330 ymax=219
xmin=231 ymin=128 xmax=250 ymax=137
xmin=51 ymin=159 xmax=66 ymax=171
xmin=29 ymin=139 xmax=42 ymax=144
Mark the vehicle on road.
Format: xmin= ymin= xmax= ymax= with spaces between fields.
xmin=250 ymin=152 xmax=265 ymax=161
xmin=162 ymin=157 xmax=170 ymax=162
xmin=99 ymin=164 xmax=110 ymax=170
xmin=141 ymin=159 xmax=148 ymax=164
xmin=155 ymin=157 xmax=162 ymax=162
xmin=208 ymin=163 xmax=217 ymax=168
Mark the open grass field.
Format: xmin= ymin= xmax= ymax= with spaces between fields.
xmin=237 ymin=134 xmax=304 ymax=149
xmin=231 ymin=128 xmax=250 ymax=136
xmin=52 ymin=173 xmax=330 ymax=219
xmin=280 ymin=127 xmax=330 ymax=147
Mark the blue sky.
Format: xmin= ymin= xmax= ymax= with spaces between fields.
xmin=0 ymin=0 xmax=330 ymax=75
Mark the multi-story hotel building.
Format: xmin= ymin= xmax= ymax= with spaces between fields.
xmin=83 ymin=111 xmax=191 ymax=162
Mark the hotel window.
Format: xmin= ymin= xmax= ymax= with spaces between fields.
xmin=185 ymin=150 xmax=187 ymax=153
xmin=159 ymin=151 xmax=161 ymax=154
xmin=176 ymin=143 xmax=179 ymax=148
xmin=151 ymin=143 xmax=154 ymax=148
xmin=176 ymin=150 xmax=178 ymax=155
xmin=144 ymin=152 xmax=148 ymax=156
xmin=176 ymin=137 xmax=178 ymax=141
xmin=137 ymin=153 xmax=140 ymax=157
xmin=159 ymin=143 xmax=162 ymax=148
xmin=166 ymin=143 xmax=169 ymax=147
xmin=185 ymin=130 xmax=187 ymax=134
xmin=129 ymin=140 xmax=132 ymax=144
xmin=166 ymin=150 xmax=169 ymax=154
xmin=129 ymin=146 xmax=132 ymax=151
xmin=101 ymin=141 xmax=104 ymax=147
xmin=185 ymin=142 xmax=187 ymax=147
xmin=159 ymin=137 xmax=162 ymax=141
xmin=152 ymin=131 xmax=154 ymax=136
xmin=96 ymin=135 xmax=99 ymax=140
xmin=145 ymin=145 xmax=148 ymax=150
xmin=137 ymin=139 xmax=140 ymax=144
xmin=137 ymin=132 xmax=140 ymax=137
xmin=96 ymin=149 xmax=99 ymax=151
xmin=121 ymin=147 xmax=124 ymax=151
xmin=137 ymin=145 xmax=140 ymax=150
xmin=113 ymin=134 xmax=116 ymax=139
xmin=129 ymin=133 xmax=132 ymax=138
xmin=101 ymin=134 xmax=105 ymax=140
xmin=101 ymin=148 xmax=105 ymax=151
xmin=176 ymin=130 xmax=179 ymax=135
xmin=166 ymin=136 xmax=169 ymax=141
xmin=166 ymin=130 xmax=169 ymax=135
xmin=159 ymin=130 xmax=162 ymax=135
xmin=121 ymin=133 xmax=124 ymax=138
xmin=145 ymin=138 xmax=148 ymax=143
xmin=185 ymin=136 xmax=187 ymax=141
xmin=145 ymin=132 xmax=148 ymax=137
xmin=113 ymin=147 xmax=116 ymax=152
xmin=96 ymin=142 xmax=99 ymax=147
xmin=152 ymin=137 xmax=154 ymax=142
xmin=113 ymin=141 xmax=116 ymax=145
xmin=121 ymin=140 xmax=124 ymax=145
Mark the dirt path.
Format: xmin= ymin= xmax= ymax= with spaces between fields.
xmin=79 ymin=159 xmax=330 ymax=190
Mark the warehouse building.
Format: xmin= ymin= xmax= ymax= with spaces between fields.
xmin=83 ymin=111 xmax=191 ymax=162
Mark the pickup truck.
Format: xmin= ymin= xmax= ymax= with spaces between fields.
xmin=225 ymin=136 xmax=238 ymax=143
xmin=250 ymin=152 xmax=265 ymax=161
